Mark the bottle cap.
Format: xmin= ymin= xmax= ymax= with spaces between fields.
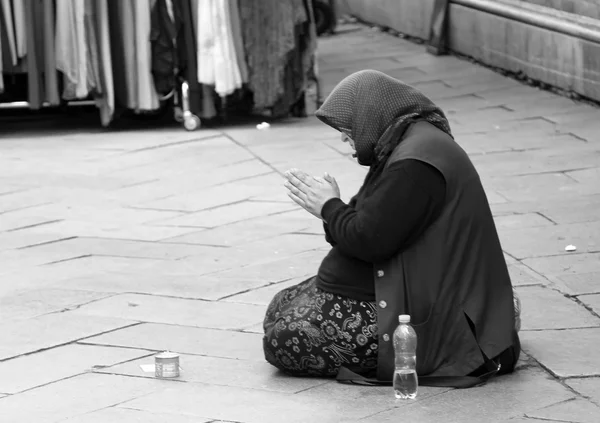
xmin=399 ymin=314 xmax=411 ymax=323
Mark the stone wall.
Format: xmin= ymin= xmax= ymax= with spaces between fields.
xmin=521 ymin=0 xmax=600 ymax=19
xmin=336 ymin=0 xmax=600 ymax=102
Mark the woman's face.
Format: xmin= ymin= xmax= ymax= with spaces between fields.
xmin=341 ymin=132 xmax=356 ymax=152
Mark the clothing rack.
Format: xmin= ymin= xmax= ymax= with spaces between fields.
xmin=0 ymin=0 xmax=320 ymax=131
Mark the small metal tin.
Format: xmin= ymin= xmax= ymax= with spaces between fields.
xmin=155 ymin=351 xmax=180 ymax=378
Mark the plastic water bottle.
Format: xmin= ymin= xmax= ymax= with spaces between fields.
xmin=393 ymin=314 xmax=418 ymax=399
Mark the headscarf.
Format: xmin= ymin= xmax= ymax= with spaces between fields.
xmin=315 ymin=70 xmax=452 ymax=166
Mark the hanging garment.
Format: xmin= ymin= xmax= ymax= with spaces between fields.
xmin=24 ymin=0 xmax=44 ymax=108
xmin=55 ymin=0 xmax=89 ymax=100
xmin=43 ymin=0 xmax=60 ymax=105
xmin=228 ymin=0 xmax=248 ymax=84
xmin=1 ymin=0 xmax=17 ymax=66
xmin=239 ymin=0 xmax=306 ymax=111
xmin=84 ymin=0 xmax=101 ymax=95
xmin=12 ymin=0 xmax=26 ymax=58
xmin=94 ymin=0 xmax=114 ymax=126
xmin=150 ymin=0 xmax=180 ymax=96
xmin=196 ymin=0 xmax=216 ymax=85
xmin=213 ymin=0 xmax=243 ymax=97
xmin=108 ymin=0 xmax=137 ymax=110
xmin=188 ymin=0 xmax=216 ymax=119
xmin=133 ymin=0 xmax=160 ymax=111
xmin=0 ymin=5 xmax=4 ymax=93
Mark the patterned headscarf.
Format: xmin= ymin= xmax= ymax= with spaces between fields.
xmin=315 ymin=70 xmax=452 ymax=166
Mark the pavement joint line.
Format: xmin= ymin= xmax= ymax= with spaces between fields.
xmin=220 ymin=133 xmax=285 ymax=176
xmin=0 ymin=187 xmax=31 ymax=198
xmin=205 ymin=170 xmax=277 ymax=189
xmin=5 ymin=219 xmax=63 ymax=233
xmin=90 ymin=351 xmax=157 ymax=372
xmin=562 ymin=132 xmax=589 ymax=142
xmin=516 ymin=250 xmax=600 ymax=260
xmin=0 ymin=322 xmax=142 ymax=363
xmin=16 ymin=236 xmax=79 ymax=250
xmin=570 ymin=296 xmax=600 ymax=320
xmin=127 ymin=205 xmax=196 ymax=214
xmin=76 ymin=341 xmax=160 ymax=354
xmin=42 ymin=254 xmax=93 ymax=266
xmin=0 ymin=201 xmax=53 ymax=215
xmin=121 ymin=133 xmax=225 ymax=155
xmin=115 ymin=178 xmax=161 ymax=190
xmin=41 ymin=292 xmax=121 ymax=317
xmin=7 ymin=351 xmax=157 ymax=396
xmin=510 ymin=167 xmax=597 ymax=177
xmin=524 ymin=397 xmax=580 ymax=421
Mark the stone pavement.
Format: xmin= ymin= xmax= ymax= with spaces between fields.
xmin=1 ymin=22 xmax=600 ymax=422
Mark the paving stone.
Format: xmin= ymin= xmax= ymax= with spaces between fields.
xmin=23 ymin=219 xmax=198 ymax=242
xmin=515 ymin=285 xmax=599 ymax=330
xmin=162 ymin=211 xmax=314 ymax=246
xmin=566 ymin=377 xmax=600 ymax=403
xmin=60 ymin=407 xmax=211 ymax=423
xmin=359 ymin=367 xmax=574 ymax=423
xmin=526 ymin=398 xmax=600 ymax=423
xmin=16 ymin=203 xmax=184 ymax=225
xmin=71 ymin=293 xmax=264 ymax=330
xmin=0 ymin=248 xmax=87 ymax=275
xmin=83 ymin=323 xmax=265 ymax=361
xmin=156 ymin=200 xmax=297 ymax=229
xmin=224 ymin=276 xmax=309 ymax=306
xmin=494 ymin=213 xmax=554 ymax=230
xmin=0 ymin=373 xmax=159 ymax=423
xmin=138 ymin=173 xmax=281 ymax=212
xmin=489 ymin=173 xmax=600 ymax=203
xmin=102 ymin=353 xmax=326 ymax=394
xmin=22 ymin=237 xmax=221 ymax=261
xmin=54 ymin=269 xmax=270 ymax=301
xmin=523 ymin=252 xmax=600 ymax=278
xmin=0 ymin=288 xmax=109 ymax=321
xmin=567 ymin=167 xmax=600 ymax=185
xmin=212 ymin=247 xmax=325 ymax=284
xmin=499 ymin=222 xmax=600 ymax=259
xmin=542 ymin=200 xmax=600 ymax=224
xmin=473 ymin=149 xmax=600 ymax=178
xmin=0 ymin=212 xmax=60 ymax=232
xmin=0 ymin=312 xmax=135 ymax=360
xmin=120 ymin=382 xmax=394 ymax=423
xmin=578 ymin=294 xmax=600 ymax=315
xmin=554 ymin=272 xmax=600 ymax=295
xmin=521 ymin=328 xmax=600 ymax=377
xmin=0 ymin=344 xmax=150 ymax=394
xmin=507 ymin=263 xmax=549 ymax=286
xmin=0 ymin=231 xmax=71 ymax=251
xmin=295 ymin=380 xmax=450 ymax=408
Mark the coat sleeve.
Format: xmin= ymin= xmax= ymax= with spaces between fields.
xmin=320 ymin=160 xmax=446 ymax=262
xmin=323 ymin=192 xmax=360 ymax=247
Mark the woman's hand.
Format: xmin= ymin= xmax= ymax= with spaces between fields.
xmin=284 ymin=168 xmax=340 ymax=219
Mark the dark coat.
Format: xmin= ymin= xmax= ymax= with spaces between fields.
xmin=374 ymin=121 xmax=519 ymax=379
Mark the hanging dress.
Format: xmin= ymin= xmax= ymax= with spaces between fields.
xmin=196 ymin=0 xmax=216 ymax=86
xmin=12 ymin=0 xmax=26 ymax=58
xmin=133 ymin=0 xmax=160 ymax=111
xmin=94 ymin=0 xmax=115 ymax=126
xmin=43 ymin=0 xmax=60 ymax=105
xmin=24 ymin=0 xmax=44 ymax=108
xmin=213 ymin=0 xmax=243 ymax=97
xmin=1 ymin=0 xmax=17 ymax=67
xmin=189 ymin=0 xmax=217 ymax=119
xmin=55 ymin=0 xmax=89 ymax=100
xmin=228 ymin=0 xmax=248 ymax=84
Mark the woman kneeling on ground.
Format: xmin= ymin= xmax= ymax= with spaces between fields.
xmin=263 ymin=70 xmax=521 ymax=384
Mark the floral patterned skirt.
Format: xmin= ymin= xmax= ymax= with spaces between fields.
xmin=263 ymin=276 xmax=379 ymax=377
